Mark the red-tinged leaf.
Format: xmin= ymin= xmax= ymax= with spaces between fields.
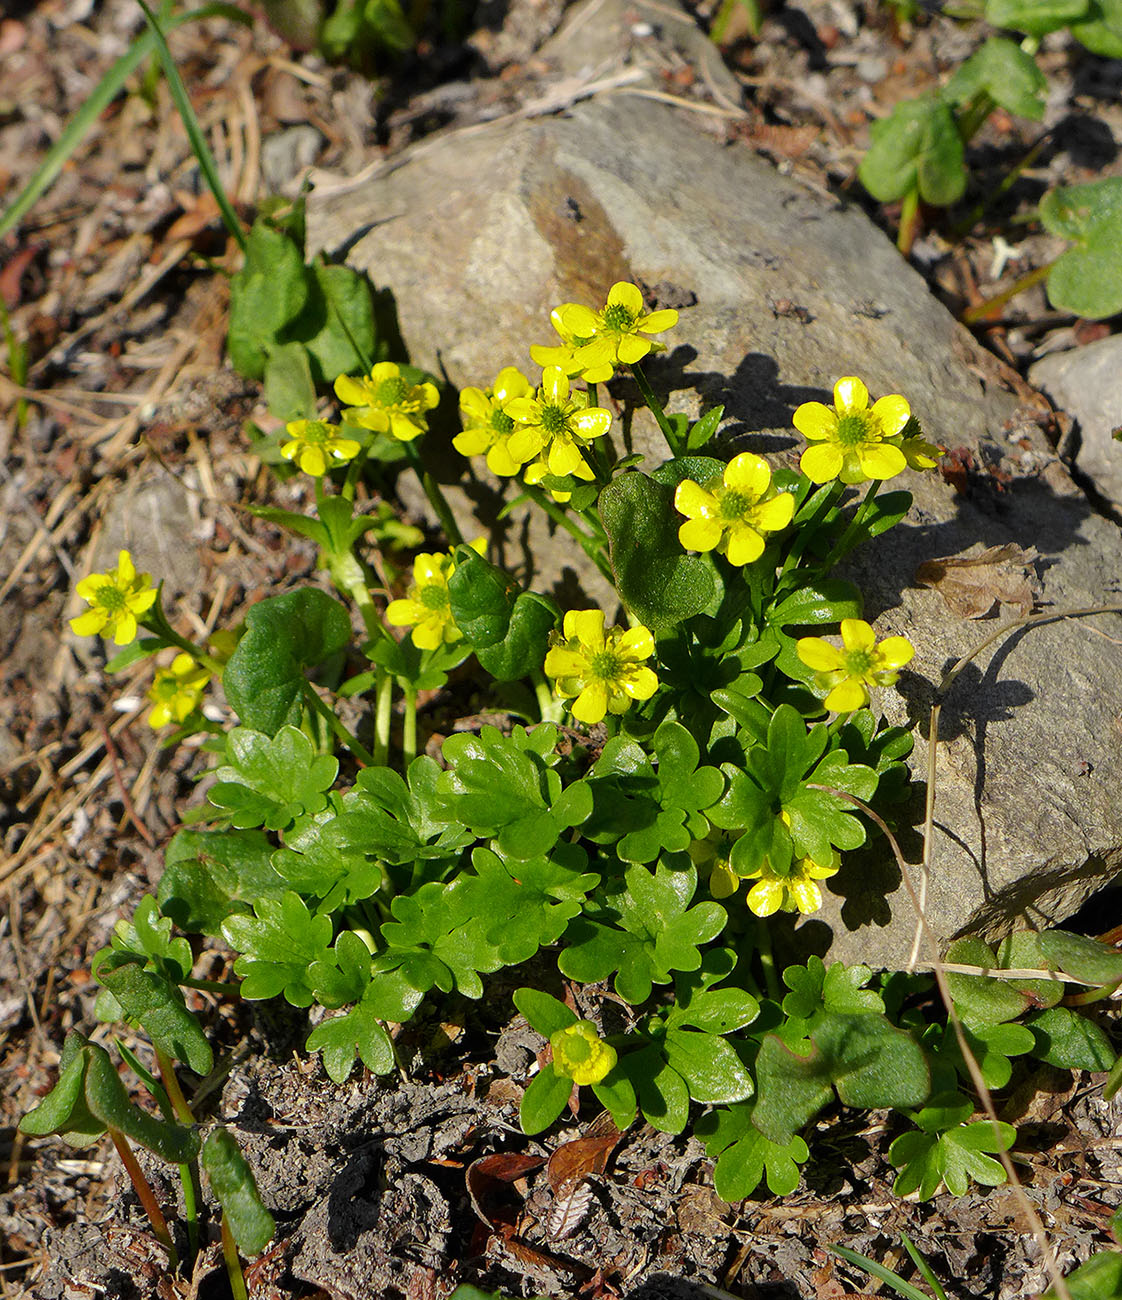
xmin=0 ymin=244 xmax=39 ymax=308
xmin=465 ymin=1151 xmax=545 ymax=1229
xmin=546 ymin=1129 xmax=619 ymax=1194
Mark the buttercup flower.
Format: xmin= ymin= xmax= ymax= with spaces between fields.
xmin=523 ymin=448 xmax=595 ymax=503
xmin=688 ymin=828 xmax=742 ymax=899
xmin=553 ymin=281 xmax=679 ymax=373
xmin=280 ymin=418 xmax=362 ymax=477
xmin=70 ymin=550 xmax=157 ymax=646
xmin=544 ymin=609 xmax=658 ymax=725
xmin=794 ymin=376 xmax=911 ymax=485
xmin=385 ymin=551 xmax=461 ymax=650
xmin=797 ymin=618 xmax=915 ymax=712
xmin=454 ymin=366 xmax=536 ymax=476
xmin=335 ymin=362 xmax=439 ymax=442
xmin=674 ymin=452 xmax=795 ymax=565
xmin=550 ymin=1021 xmax=618 ymax=1086
xmin=146 ymin=653 xmax=210 ymax=729
xmin=745 ymin=850 xmax=840 ymax=917
xmin=898 ymin=425 xmax=943 ymax=471
xmin=504 ymin=366 xmax=613 ymax=478
xmin=530 ymin=308 xmax=615 ymax=384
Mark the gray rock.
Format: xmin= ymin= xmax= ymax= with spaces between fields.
xmin=261 ymin=123 xmax=325 ymax=197
xmin=307 ymin=0 xmax=1122 ymax=967
xmin=1030 ymin=336 xmax=1122 ymax=509
xmin=87 ymin=472 xmax=201 ymax=598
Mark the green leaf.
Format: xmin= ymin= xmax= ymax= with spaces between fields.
xmin=781 ymin=957 xmax=885 ymax=1020
xmin=96 ymin=895 xmax=193 ymax=982
xmin=306 ymin=996 xmax=397 ymax=1082
xmin=271 ymin=813 xmax=382 ymax=910
xmin=984 ymin=0 xmax=1089 ymax=35
xmin=447 ymin=547 xmax=560 ymax=679
xmin=223 ymin=588 xmax=352 ymax=735
xmin=289 ymin=261 xmax=375 ymax=386
xmin=754 ymin=1012 xmax=930 ymax=1145
xmin=94 ymin=957 xmax=213 ymax=1076
xmin=890 ymin=1119 xmax=1014 ymax=1199
xmin=202 ymin=1127 xmax=276 ymax=1256
xmin=227 ymin=221 xmax=308 ymax=380
xmin=378 ymin=878 xmax=504 ymax=998
xmin=222 ymin=891 xmax=335 ymax=1006
xmin=1026 ymin=1007 xmax=1116 ymax=1071
xmin=663 ymin=1027 xmax=754 ymax=1105
xmin=1072 ymin=0 xmax=1122 ymax=57
xmin=335 ymin=757 xmax=472 ymax=867
xmin=945 ymin=936 xmax=1032 ymax=1023
xmin=954 ymin=1020 xmax=1036 ymax=1090
xmin=944 ymin=37 xmax=1047 ymax=120
xmin=767 ymin=580 xmax=863 ymax=628
xmin=1039 ymin=927 xmax=1122 ymax=987
xmin=209 ymin=725 xmax=338 ymax=831
xmin=514 ymin=988 xmax=578 ymax=1038
xmin=620 ymin=1045 xmax=692 ymax=1134
xmin=158 ymin=828 xmax=288 ymax=936
xmin=858 ymin=96 xmax=966 ymax=206
xmin=995 ymin=930 xmax=1065 ymax=1009
xmin=687 ymin=406 xmax=724 ymax=451
xmin=615 ymin=722 xmax=724 ymax=863
xmin=520 ymin=1062 xmax=573 ymax=1135
xmin=600 ymin=470 xmax=719 ymax=630
xmin=699 ymin=1102 xmax=809 ymax=1199
xmin=1041 ymin=1251 xmax=1122 ymax=1300
xmin=263 ymin=341 xmax=318 ymax=422
xmin=20 ymin=1034 xmax=199 ymax=1163
xmin=1039 ymin=179 xmax=1122 ymax=320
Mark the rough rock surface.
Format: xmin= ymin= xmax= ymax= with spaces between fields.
xmin=1030 ymin=336 xmax=1122 ymax=510
xmin=307 ymin=0 xmax=1122 ymax=967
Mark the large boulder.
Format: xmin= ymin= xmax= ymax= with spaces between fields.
xmin=307 ymin=0 xmax=1122 ymax=968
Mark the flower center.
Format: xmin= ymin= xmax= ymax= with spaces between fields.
xmin=590 ymin=649 xmax=622 ymax=681
xmin=376 ymin=377 xmax=408 ymax=406
xmin=490 ymin=410 xmax=515 ymax=435
xmin=539 ymin=403 xmax=569 ymax=437
xmin=844 ymin=648 xmax=873 ymax=676
xmin=97 ymin=585 xmax=128 ymax=612
xmin=419 ymin=584 xmax=450 ymax=612
xmin=302 ymin=421 xmax=331 ymax=445
xmin=718 ymin=489 xmax=753 ymax=521
xmin=601 ymin=302 xmax=635 ymax=333
xmin=835 ymin=413 xmax=871 ymax=447
xmin=563 ymin=1034 xmax=592 ymax=1064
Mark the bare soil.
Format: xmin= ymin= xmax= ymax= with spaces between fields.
xmin=1 ymin=1 xmax=1120 ymax=1297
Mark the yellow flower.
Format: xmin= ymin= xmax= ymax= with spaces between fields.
xmin=544 ymin=609 xmax=658 ymax=725
xmin=70 ymin=550 xmax=158 ymax=646
xmin=797 ymin=618 xmax=914 ymax=712
xmin=146 ymin=653 xmax=210 ymax=729
xmin=688 ymin=828 xmax=742 ymax=899
xmin=794 ymin=376 xmax=911 ymax=485
xmin=553 ymin=281 xmax=679 ymax=373
xmin=504 ymin=366 xmax=613 ymax=479
xmin=550 ymin=1021 xmax=617 ymax=1086
xmin=745 ymin=850 xmax=840 ymax=917
xmin=385 ymin=551 xmax=462 ymax=651
xmin=454 ymin=366 xmax=535 ymax=476
xmin=899 ymin=428 xmax=943 ymax=471
xmin=335 ymin=362 xmax=439 ymax=442
xmin=523 ymin=447 xmax=595 ymax=503
xmin=530 ymin=308 xmax=615 ymax=384
xmin=280 ymin=418 xmax=362 ymax=477
xmin=674 ymin=452 xmax=795 ymax=565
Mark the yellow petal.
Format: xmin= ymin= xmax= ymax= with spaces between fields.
xmin=639 ymin=308 xmax=678 ymax=333
xmin=558 ymin=303 xmax=598 ymax=339
xmin=385 ymin=597 xmax=421 ymax=627
xmin=493 ymin=367 xmax=531 ymax=401
xmin=724 ymin=452 xmax=771 ymax=497
xmin=840 ymin=619 xmax=876 ymax=653
xmin=871 ymin=393 xmax=911 ymax=436
xmin=617 ymin=626 xmax=654 ymax=659
xmin=334 ymin=374 xmax=368 ymax=405
xmin=370 ymin=361 xmax=400 ymax=383
xmin=616 ymin=335 xmax=650 ymax=365
xmin=388 ymin=413 xmax=423 ymax=442
xmin=504 ymin=397 xmax=538 ymax=424
xmin=679 ymin=518 xmax=723 ymax=553
xmin=459 ymin=388 xmax=491 ymax=425
xmin=607 ymin=281 xmax=644 ymax=316
xmin=116 ymin=551 xmax=136 ymax=583
xmin=788 ymin=880 xmax=824 ymax=914
xmin=418 ymin=382 xmax=440 ymax=411
xmin=824 ymin=678 xmax=869 ymax=712
xmin=565 ymin=608 xmax=606 ymax=648
xmin=724 ymin=525 xmax=765 ymax=567
xmin=112 ymin=612 xmax=138 ymax=646
xmin=875 ymin=636 xmax=915 ymax=669
xmin=570 ymin=408 xmax=612 ymax=439
xmin=857 ymin=442 xmax=907 ymax=481
xmin=709 ymin=864 xmax=739 ymax=899
xmin=454 ymin=427 xmax=490 ymax=457
xmin=753 ymin=492 xmax=795 ymax=531
xmin=300 ymin=446 xmax=328 ymax=476
xmin=792 ymin=402 xmax=837 ymax=441
xmin=834 ymin=376 xmax=869 ymax=412
xmin=544 ymin=646 xmax=589 ymax=679
xmin=622 ymin=666 xmax=658 ymax=700
xmin=746 ymin=880 xmax=783 ymax=918
xmin=487 ymin=443 xmax=523 ymax=477
xmin=541 ymin=367 xmax=569 ymax=403
xmin=571 ymin=680 xmax=609 ymax=724
xmin=548 ymin=439 xmax=583 ymax=478
xmin=674 ymin=480 xmax=717 ymax=520
xmin=410 ymin=621 xmax=444 ymax=651
xmin=800 ymin=443 xmax=843 ymax=484
xmin=797 ymin=637 xmax=843 ymax=672
xmin=70 ymin=609 xmax=107 ymax=637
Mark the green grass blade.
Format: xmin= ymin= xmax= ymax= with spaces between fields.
xmin=0 ymin=3 xmax=250 ymax=244
xmin=135 ymin=0 xmax=249 ymax=252
xmin=831 ymin=1244 xmax=935 ymax=1300
xmin=901 ymin=1232 xmax=950 ymax=1300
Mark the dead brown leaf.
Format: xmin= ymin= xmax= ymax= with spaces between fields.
xmin=914 ymin=543 xmax=1039 ymax=619
xmin=466 ymin=1150 xmax=546 ymax=1229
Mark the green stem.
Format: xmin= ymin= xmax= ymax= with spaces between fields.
xmin=960 ymin=261 xmax=1054 ymax=325
xmin=629 ymin=359 xmax=680 ymax=456
xmin=896 ymin=186 xmax=921 ymax=257
xmin=340 ymin=448 xmax=370 ymax=503
xmin=108 ymin=1126 xmax=178 ymax=1267
xmin=533 ymin=668 xmax=563 ymax=723
xmin=155 ymin=1048 xmax=195 ymax=1125
xmin=301 ymin=683 xmax=375 ymax=767
xmin=141 ymin=598 xmax=223 ymax=675
xmin=777 ymin=480 xmax=844 ymax=585
xmin=372 ymin=670 xmax=393 ymax=767
xmin=755 ymin=917 xmax=780 ymax=1002
xmin=1063 ymin=979 xmax=1122 ymax=1008
xmin=401 ymin=681 xmax=418 ymax=767
xmin=956 ymin=89 xmax=996 ymax=146
xmin=813 ymin=480 xmax=881 ymax=577
xmin=951 ymin=135 xmax=1048 ymax=237
xmin=181 ymin=977 xmax=242 ymax=998
xmin=403 ymin=442 xmax=463 ymax=546
xmin=521 ymin=483 xmax=614 ymax=584
xmin=220 ymin=1216 xmax=248 ymax=1300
